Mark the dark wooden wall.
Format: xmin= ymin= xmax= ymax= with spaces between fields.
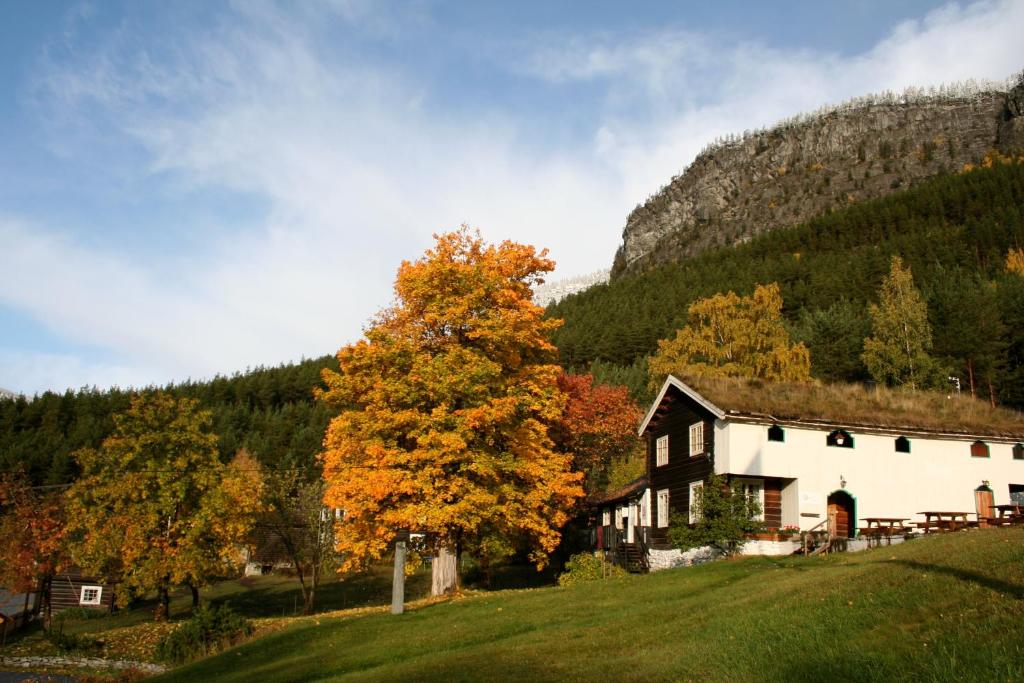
xmin=646 ymin=388 xmax=715 ymax=549
xmin=50 ymin=573 xmax=115 ymax=614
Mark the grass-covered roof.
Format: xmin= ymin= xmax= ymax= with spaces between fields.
xmin=675 ymin=375 xmax=1024 ymax=440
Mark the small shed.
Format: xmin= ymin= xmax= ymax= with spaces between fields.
xmin=49 ymin=571 xmax=117 ymax=614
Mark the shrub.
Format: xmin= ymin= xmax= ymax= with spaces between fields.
xmin=155 ymin=603 xmax=252 ymax=664
xmin=45 ymin=625 xmax=101 ymax=653
xmin=668 ymin=474 xmax=763 ymax=555
xmin=557 ymin=552 xmax=626 ymax=586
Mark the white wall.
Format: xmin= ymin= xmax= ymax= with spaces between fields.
xmin=716 ymin=421 xmax=1024 ymax=530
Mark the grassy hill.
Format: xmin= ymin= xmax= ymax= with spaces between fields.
xmin=154 ymin=527 xmax=1024 ymax=682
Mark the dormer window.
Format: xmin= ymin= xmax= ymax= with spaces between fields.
xmin=970 ymin=441 xmax=990 ymax=458
xmin=895 ymin=436 xmax=911 ymax=453
xmin=827 ymin=429 xmax=854 ymax=448
xmin=767 ymin=425 xmax=785 ymax=442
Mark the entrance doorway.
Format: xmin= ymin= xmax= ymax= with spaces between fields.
xmin=827 ymin=491 xmax=855 ymax=538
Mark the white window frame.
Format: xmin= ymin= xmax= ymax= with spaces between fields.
xmin=602 ymin=509 xmax=610 ymax=526
xmin=734 ymin=477 xmax=765 ymax=522
xmin=656 ymin=434 xmax=669 ymax=466
xmin=688 ymin=480 xmax=704 ymax=524
xmin=689 ymin=421 xmax=704 ymax=457
xmin=656 ymin=488 xmax=670 ymax=528
xmin=640 ymin=488 xmax=651 ymax=526
xmin=615 ymin=505 xmax=624 ymax=529
xmin=79 ymin=585 xmax=103 ymax=606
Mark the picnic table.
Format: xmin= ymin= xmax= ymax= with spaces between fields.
xmin=988 ymin=504 xmax=1024 ymax=525
xmin=916 ymin=511 xmax=974 ymax=533
xmin=859 ymin=517 xmax=911 ymax=544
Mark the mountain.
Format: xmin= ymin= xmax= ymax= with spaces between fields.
xmin=550 ymin=160 xmax=1024 ymax=406
xmin=0 ymin=387 xmax=16 ymax=401
xmin=533 ymin=270 xmax=610 ymax=307
xmin=612 ymin=74 xmax=1024 ymax=278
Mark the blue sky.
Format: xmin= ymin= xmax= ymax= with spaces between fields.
xmin=0 ymin=0 xmax=1020 ymax=395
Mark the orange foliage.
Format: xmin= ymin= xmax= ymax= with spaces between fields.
xmin=319 ymin=227 xmax=583 ymax=572
xmin=552 ymin=373 xmax=642 ymax=493
xmin=0 ymin=472 xmax=67 ymax=596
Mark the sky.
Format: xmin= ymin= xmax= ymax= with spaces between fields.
xmin=0 ymin=0 xmax=1021 ymax=395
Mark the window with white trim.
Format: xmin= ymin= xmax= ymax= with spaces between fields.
xmin=656 ymin=435 xmax=669 ymax=466
xmin=734 ymin=478 xmax=765 ymax=521
xmin=688 ymin=480 xmax=704 ymax=524
xmin=689 ymin=422 xmax=704 ymax=456
xmin=79 ymin=585 xmax=102 ymax=606
xmin=602 ymin=509 xmax=610 ymax=526
xmin=656 ymin=489 xmax=670 ymax=528
xmin=615 ymin=506 xmax=623 ymax=529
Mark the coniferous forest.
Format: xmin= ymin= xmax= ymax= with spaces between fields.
xmin=3 ymin=161 xmax=1024 ymax=486
xmin=550 ymin=161 xmax=1024 ymax=406
xmin=0 ymin=356 xmax=339 ymax=485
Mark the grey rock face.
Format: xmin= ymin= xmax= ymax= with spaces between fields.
xmin=613 ymin=88 xmax=1024 ymax=278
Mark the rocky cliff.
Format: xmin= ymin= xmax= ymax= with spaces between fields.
xmin=612 ymin=76 xmax=1024 ymax=278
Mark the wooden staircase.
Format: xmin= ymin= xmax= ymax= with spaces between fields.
xmin=609 ymin=527 xmax=650 ymax=573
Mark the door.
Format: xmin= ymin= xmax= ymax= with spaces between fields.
xmin=827 ymin=491 xmax=855 ymax=538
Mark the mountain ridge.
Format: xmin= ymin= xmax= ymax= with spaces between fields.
xmin=612 ymin=73 xmax=1024 ymax=277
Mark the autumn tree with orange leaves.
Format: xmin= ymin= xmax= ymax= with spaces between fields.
xmin=319 ymin=228 xmax=583 ymax=595
xmin=552 ymin=373 xmax=642 ymax=494
xmin=66 ymin=393 xmax=263 ymax=618
xmin=0 ymin=472 xmax=67 ymax=626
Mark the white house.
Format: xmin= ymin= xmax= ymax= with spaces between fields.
xmin=594 ymin=375 xmax=1024 ymax=571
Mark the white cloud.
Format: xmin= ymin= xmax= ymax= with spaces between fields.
xmin=3 ymin=0 xmax=1021 ymax=393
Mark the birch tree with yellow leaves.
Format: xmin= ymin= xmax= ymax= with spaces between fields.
xmin=319 ymin=228 xmax=583 ymax=595
xmin=648 ymin=282 xmax=812 ymax=387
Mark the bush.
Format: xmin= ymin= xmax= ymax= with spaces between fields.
xmin=45 ymin=625 xmax=101 ymax=653
xmin=155 ymin=603 xmax=252 ymax=664
xmin=557 ymin=552 xmax=626 ymax=586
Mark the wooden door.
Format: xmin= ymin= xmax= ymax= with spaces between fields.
xmin=827 ymin=492 xmax=854 ymax=538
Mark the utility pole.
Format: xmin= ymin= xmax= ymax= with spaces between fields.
xmin=391 ymin=530 xmax=408 ymax=615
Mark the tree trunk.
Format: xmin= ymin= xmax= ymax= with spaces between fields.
xmin=189 ymin=584 xmax=200 ymax=609
xmin=156 ymin=586 xmax=170 ymax=621
xmin=967 ymin=359 xmax=976 ymax=397
xmin=431 ymin=546 xmax=458 ymax=596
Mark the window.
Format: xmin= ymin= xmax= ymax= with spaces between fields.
xmin=601 ymin=509 xmax=610 ymax=526
xmin=688 ymin=481 xmax=703 ymax=524
xmin=970 ymin=441 xmax=990 ymax=458
xmin=689 ymin=422 xmax=704 ymax=456
xmin=1010 ymin=484 xmax=1024 ymax=505
xmin=767 ymin=424 xmax=785 ymax=442
xmin=657 ymin=489 xmax=670 ymax=528
xmin=656 ymin=435 xmax=669 ymax=466
xmin=79 ymin=585 xmax=102 ymax=606
xmin=615 ymin=506 xmax=624 ymax=529
xmin=895 ymin=436 xmax=911 ymax=453
xmin=640 ymin=489 xmax=651 ymax=526
xmin=827 ymin=429 xmax=854 ymax=448
xmin=733 ymin=478 xmax=765 ymax=521
xmin=1013 ymin=444 xmax=1023 ymax=461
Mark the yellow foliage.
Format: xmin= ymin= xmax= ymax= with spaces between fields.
xmin=1007 ymin=248 xmax=1024 ymax=277
xmin=319 ymin=227 xmax=583 ymax=574
xmin=648 ymin=283 xmax=812 ymax=388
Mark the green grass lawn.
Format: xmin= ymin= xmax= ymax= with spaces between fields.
xmin=154 ymin=528 xmax=1024 ymax=682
